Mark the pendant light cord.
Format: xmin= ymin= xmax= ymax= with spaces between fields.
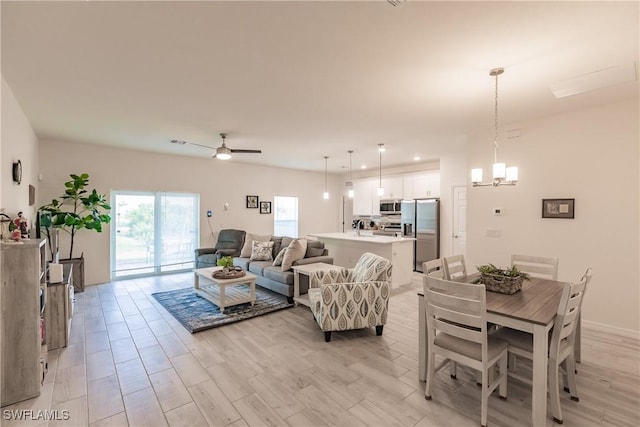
xmin=324 ymin=156 xmax=328 ymax=192
xmin=379 ymin=150 xmax=382 ymax=187
xmin=493 ymin=68 xmax=501 ymax=164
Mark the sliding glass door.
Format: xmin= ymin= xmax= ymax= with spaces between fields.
xmin=111 ymin=191 xmax=199 ymax=278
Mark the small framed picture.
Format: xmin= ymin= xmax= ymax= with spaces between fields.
xmin=542 ymin=198 xmax=575 ymax=219
xmin=246 ymin=195 xmax=259 ymax=209
xmin=260 ymin=201 xmax=272 ymax=214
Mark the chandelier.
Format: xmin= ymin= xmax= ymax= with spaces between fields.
xmin=471 ymin=67 xmax=518 ymax=187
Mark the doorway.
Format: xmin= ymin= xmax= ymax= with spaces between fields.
xmin=452 ymin=185 xmax=467 ymax=256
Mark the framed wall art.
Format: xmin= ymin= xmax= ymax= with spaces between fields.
xmin=246 ymin=195 xmax=259 ymax=209
xmin=542 ymin=198 xmax=575 ymax=219
xmin=260 ymin=201 xmax=272 ymax=214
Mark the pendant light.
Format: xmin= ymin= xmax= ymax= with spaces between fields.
xmin=323 ymin=156 xmax=329 ymax=200
xmin=346 ymin=150 xmax=354 ymax=198
xmin=471 ymin=67 xmax=518 ymax=187
xmin=377 ymin=144 xmax=385 ymax=196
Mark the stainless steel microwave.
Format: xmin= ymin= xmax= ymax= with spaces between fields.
xmin=380 ymin=199 xmax=402 ymax=215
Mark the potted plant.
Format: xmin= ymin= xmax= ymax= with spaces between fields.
xmin=39 ymin=173 xmax=111 ymax=291
xmin=474 ymin=263 xmax=529 ymax=294
xmin=216 ymin=256 xmax=234 ymax=271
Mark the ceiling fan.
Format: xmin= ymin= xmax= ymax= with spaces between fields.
xmin=171 ymin=133 xmax=262 ymax=160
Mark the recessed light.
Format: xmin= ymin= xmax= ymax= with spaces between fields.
xmin=414 ymin=156 xmax=421 ymax=161
xmin=361 ymin=164 xmax=367 ymax=169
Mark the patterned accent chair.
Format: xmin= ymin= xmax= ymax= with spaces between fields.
xmin=307 ymin=252 xmax=392 ymax=342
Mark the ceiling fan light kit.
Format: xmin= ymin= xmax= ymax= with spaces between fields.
xmin=215 ymin=135 xmax=232 ymax=160
xmin=471 ymin=67 xmax=519 ymax=188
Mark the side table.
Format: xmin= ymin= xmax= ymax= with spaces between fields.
xmin=292 ymin=263 xmax=342 ymax=307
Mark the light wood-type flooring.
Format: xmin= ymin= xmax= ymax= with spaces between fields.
xmin=2 ymin=272 xmax=639 ymax=426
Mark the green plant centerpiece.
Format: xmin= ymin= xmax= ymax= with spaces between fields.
xmin=474 ymin=263 xmax=529 ymax=294
xmin=213 ymin=256 xmax=245 ymax=278
xmin=216 ymin=256 xmax=234 ymax=269
xmin=39 ymin=173 xmax=111 ymax=291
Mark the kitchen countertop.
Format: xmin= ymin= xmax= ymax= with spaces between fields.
xmin=309 ymin=232 xmax=415 ymax=244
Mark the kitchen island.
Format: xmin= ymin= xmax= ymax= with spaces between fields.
xmin=308 ymin=232 xmax=415 ymax=288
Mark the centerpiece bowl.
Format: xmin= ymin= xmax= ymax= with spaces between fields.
xmin=474 ymin=264 xmax=529 ymax=294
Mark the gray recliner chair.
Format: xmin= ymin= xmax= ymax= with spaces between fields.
xmin=194 ymin=229 xmax=246 ymax=268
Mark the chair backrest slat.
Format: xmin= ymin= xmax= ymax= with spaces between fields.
xmin=428 ymin=292 xmax=483 ymax=316
xmin=511 ymin=254 xmax=559 ymax=280
xmin=433 ymin=317 xmax=484 ymax=344
xmin=423 ymin=259 xmax=444 ymax=278
xmin=442 ymin=254 xmax=467 ymax=280
xmin=430 ymin=304 xmax=483 ymax=329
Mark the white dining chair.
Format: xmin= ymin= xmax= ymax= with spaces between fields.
xmin=442 ymin=254 xmax=467 ymax=280
xmin=507 ymin=254 xmax=559 ymax=371
xmin=422 ymin=258 xmax=443 ymax=278
xmin=492 ymin=268 xmax=592 ymax=424
xmin=423 ymin=275 xmax=508 ymax=427
xmin=510 ymin=254 xmax=559 ymax=280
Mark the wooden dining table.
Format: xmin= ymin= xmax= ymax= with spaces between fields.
xmin=418 ymin=275 xmax=568 ymax=427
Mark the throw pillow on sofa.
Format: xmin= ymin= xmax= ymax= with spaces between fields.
xmin=241 ymin=233 xmax=272 ymax=258
xmin=250 ymin=240 xmax=274 ymax=261
xmin=272 ymin=247 xmax=287 ymax=266
xmin=281 ymin=238 xmax=308 ymax=271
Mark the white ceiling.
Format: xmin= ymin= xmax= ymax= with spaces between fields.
xmin=2 ymin=1 xmax=638 ymax=173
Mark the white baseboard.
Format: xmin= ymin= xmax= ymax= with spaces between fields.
xmin=583 ymin=320 xmax=640 ymax=341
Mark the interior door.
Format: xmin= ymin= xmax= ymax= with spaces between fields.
xmin=452 ymin=186 xmax=467 ymax=256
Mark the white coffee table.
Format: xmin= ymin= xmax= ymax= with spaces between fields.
xmin=292 ymin=263 xmax=343 ymax=307
xmin=193 ymin=267 xmax=256 ymax=313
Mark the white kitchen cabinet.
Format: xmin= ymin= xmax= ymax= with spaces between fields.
xmin=380 ymin=177 xmax=403 ymax=199
xmin=427 ymin=173 xmax=440 ymax=197
xmin=353 ymin=171 xmax=440 ymax=216
xmin=404 ymin=172 xmax=440 ymax=199
xmin=353 ymin=179 xmax=377 ymax=216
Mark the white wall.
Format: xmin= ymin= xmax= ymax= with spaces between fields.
xmin=1 ymin=76 xmax=40 ymax=222
xmin=38 ymin=140 xmax=343 ymax=286
xmin=467 ymin=98 xmax=639 ymax=334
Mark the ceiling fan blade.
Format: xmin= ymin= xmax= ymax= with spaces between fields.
xmin=189 ymin=142 xmax=214 ymax=149
xmin=230 ymin=149 xmax=262 ymax=154
xmin=211 ymin=153 xmax=217 ymax=159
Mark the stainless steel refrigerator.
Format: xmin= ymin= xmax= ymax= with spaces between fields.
xmin=401 ymin=199 xmax=440 ymax=273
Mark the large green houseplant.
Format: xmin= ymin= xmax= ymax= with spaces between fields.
xmin=39 ymin=173 xmax=111 ymax=291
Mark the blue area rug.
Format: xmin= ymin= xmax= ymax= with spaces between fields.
xmin=151 ymin=285 xmax=294 ymax=333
